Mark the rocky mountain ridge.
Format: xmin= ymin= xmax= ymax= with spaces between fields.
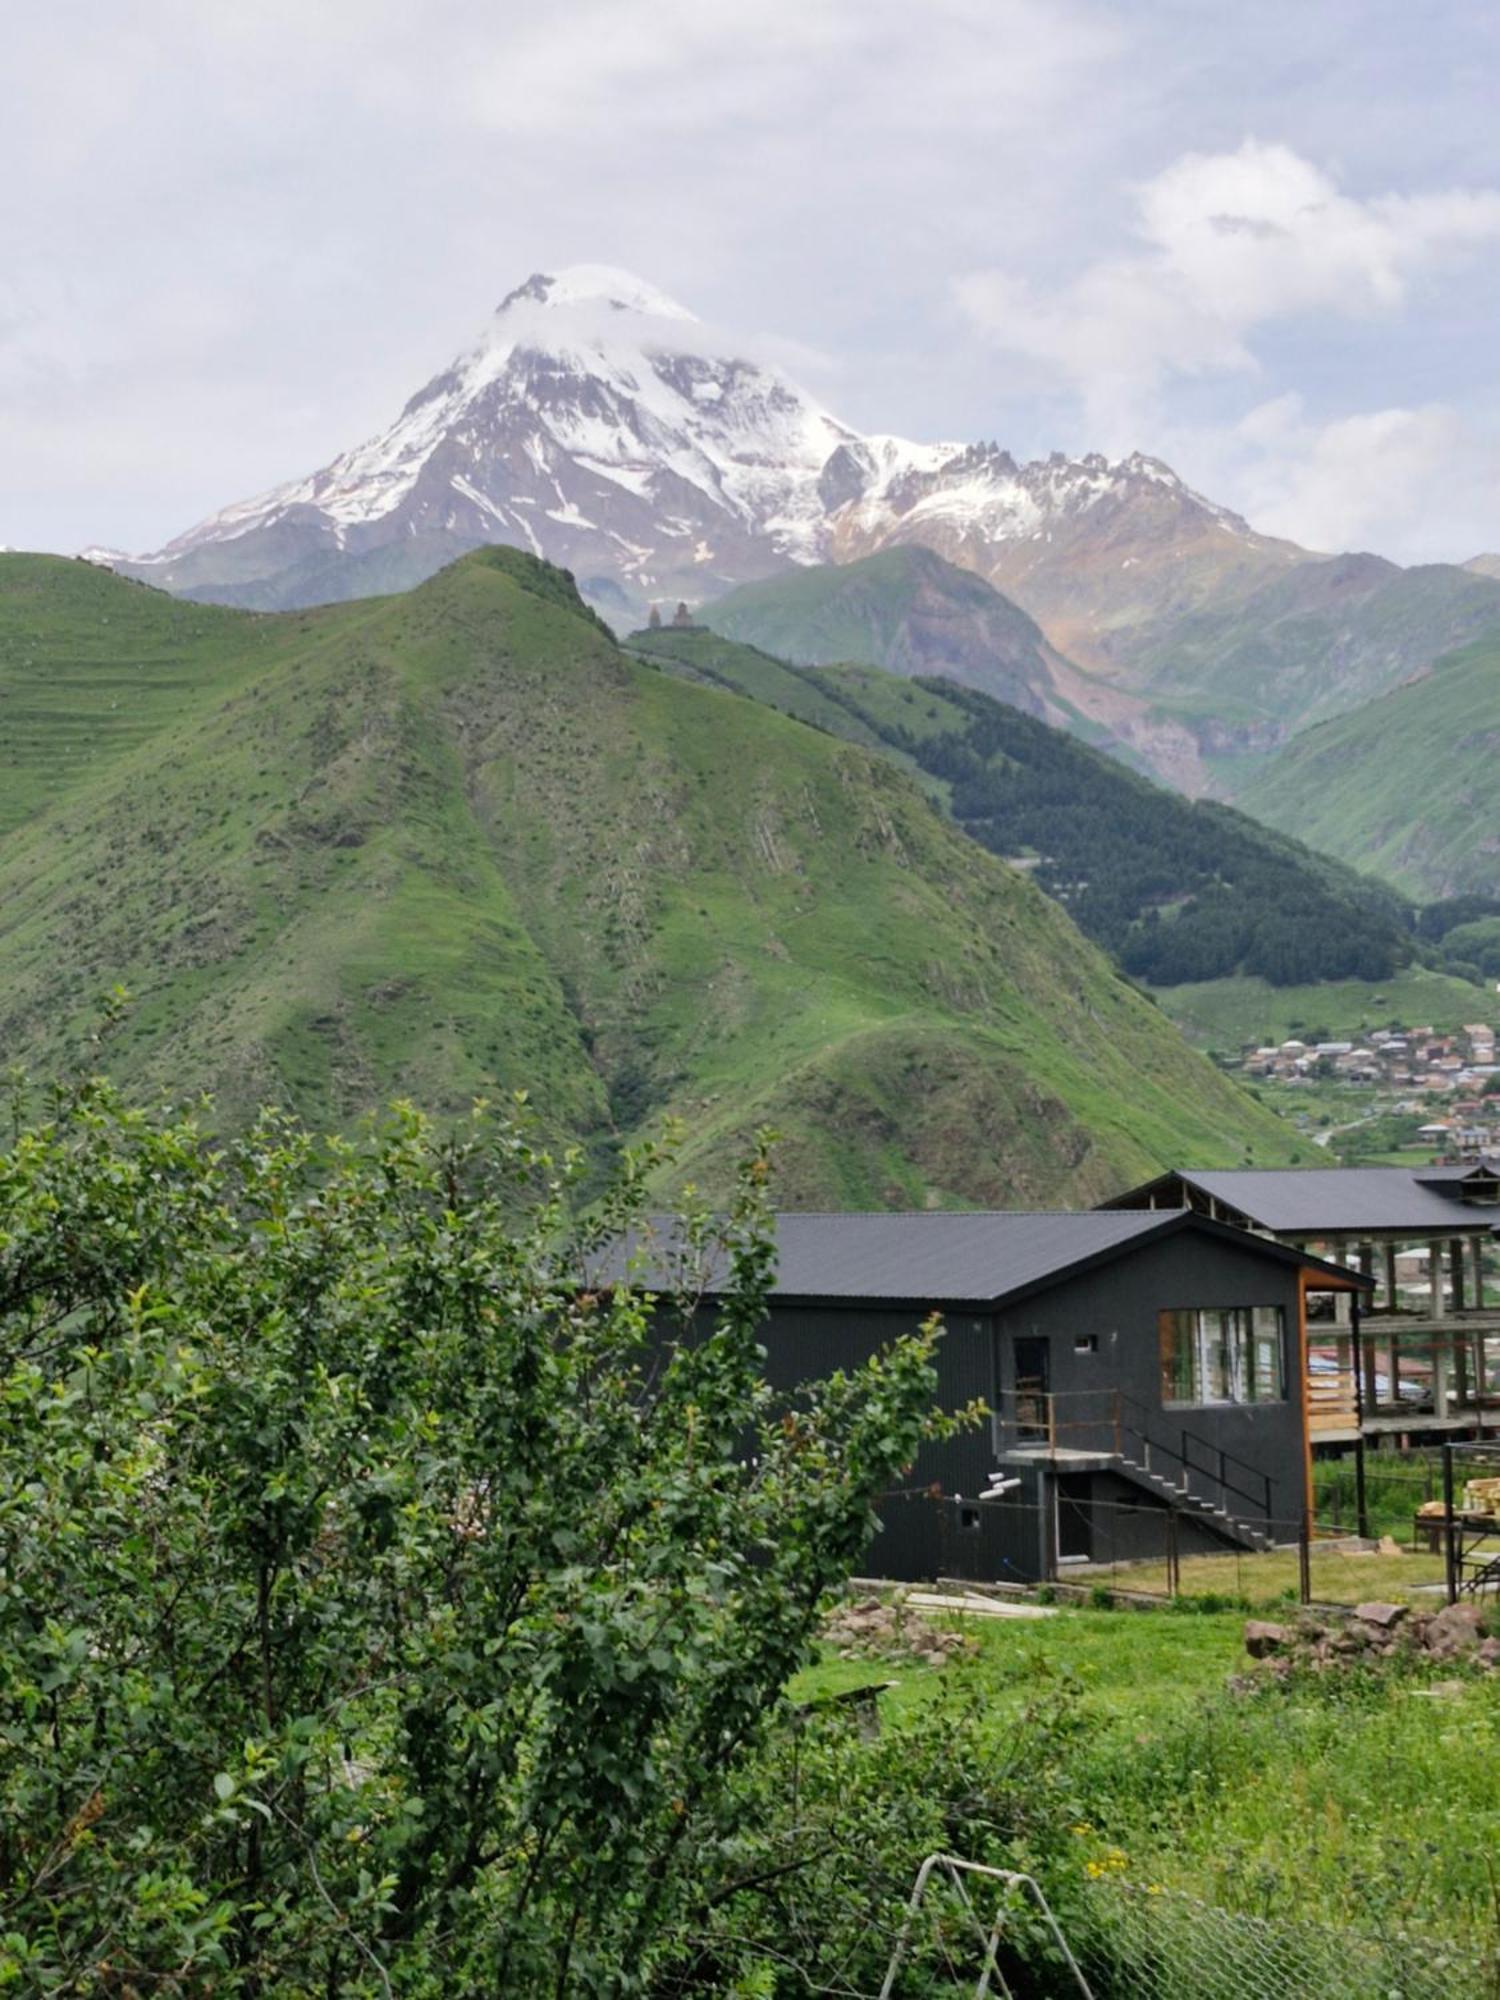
xmin=87 ymin=266 xmax=1500 ymax=807
xmin=89 ymin=265 xmax=1292 ymax=648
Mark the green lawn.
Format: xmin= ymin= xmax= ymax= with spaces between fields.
xmin=793 ymin=1603 xmax=1241 ymax=1721
xmin=795 ymin=1599 xmax=1500 ymax=1972
xmin=1073 ymin=1544 xmax=1455 ymax=1607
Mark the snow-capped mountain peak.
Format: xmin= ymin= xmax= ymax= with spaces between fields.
xmin=496 ymin=264 xmax=699 ymax=321
xmin=103 ymin=266 xmax=1298 ymax=631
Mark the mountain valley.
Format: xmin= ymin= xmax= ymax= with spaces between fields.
xmin=630 ymin=611 xmax=1422 ymax=992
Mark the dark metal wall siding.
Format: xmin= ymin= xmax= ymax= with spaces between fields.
xmin=860 ymin=1492 xmax=1042 ymax=1586
xmin=734 ymin=1301 xmax=1000 ymax=1501
xmin=668 ymin=1226 xmax=1311 ymax=1580
xmin=679 ymin=1301 xmax=998 ymax=1582
xmin=994 ymin=1231 xmax=1308 ymax=1527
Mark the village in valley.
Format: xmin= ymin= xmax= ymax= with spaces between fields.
xmin=1229 ymin=1017 xmax=1500 ymax=1162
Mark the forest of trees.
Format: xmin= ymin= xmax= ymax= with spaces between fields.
xmin=874 ymin=681 xmax=1417 ymax=988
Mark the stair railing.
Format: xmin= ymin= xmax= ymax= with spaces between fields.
xmin=994 ymin=1386 xmax=1273 ymax=1525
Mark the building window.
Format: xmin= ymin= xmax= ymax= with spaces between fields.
xmin=1074 ymin=1334 xmax=1098 ymax=1354
xmin=959 ymin=1505 xmax=981 ymax=1532
xmin=1159 ymin=1306 xmax=1286 ymax=1407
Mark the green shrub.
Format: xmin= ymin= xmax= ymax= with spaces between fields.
xmin=0 ymin=1079 xmax=954 ymax=1995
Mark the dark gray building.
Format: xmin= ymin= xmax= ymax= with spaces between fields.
xmin=1101 ymin=1166 xmax=1500 ymax=1442
xmin=618 ymin=1210 xmax=1367 ymax=1585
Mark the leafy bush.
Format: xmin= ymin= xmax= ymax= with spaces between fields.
xmin=651 ymin=1677 xmax=1088 ymax=1997
xmin=0 ymin=1079 xmax=950 ymax=1995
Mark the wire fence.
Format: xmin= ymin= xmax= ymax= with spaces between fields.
xmin=1317 ymin=1441 xmax=1500 ymax=1541
xmin=865 ymin=1865 xmax=1495 ymax=1998
xmin=1071 ymin=1878 xmax=1496 ymax=2000
xmin=916 ymin=1486 xmax=1498 ymax=1609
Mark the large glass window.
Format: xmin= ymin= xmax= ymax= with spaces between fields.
xmin=1159 ymin=1306 xmax=1286 ymax=1406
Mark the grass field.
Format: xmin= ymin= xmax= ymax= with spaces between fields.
xmin=1073 ymin=1543 xmax=1457 ymax=1607
xmin=793 ymin=1601 xmax=1241 ymax=1721
xmin=794 ymin=1599 xmax=1500 ymax=1969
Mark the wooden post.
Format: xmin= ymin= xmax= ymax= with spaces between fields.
xmin=1383 ymin=1241 xmax=1399 ymax=1312
xmin=1299 ymin=1511 xmax=1312 ymax=1606
xmin=1450 ymin=1238 xmax=1467 ymax=1315
xmin=1473 ymin=1234 xmax=1487 ymax=1312
xmin=1443 ymin=1445 xmax=1459 ymax=1605
xmin=1363 ymin=1310 xmax=1380 ymax=1414
xmin=1167 ymin=1505 xmax=1179 ymax=1598
xmin=1478 ymin=1331 xmax=1490 ymax=1439
xmin=1350 ymin=1300 xmax=1370 ymax=1539
xmin=1430 ymin=1239 xmax=1447 ymax=1319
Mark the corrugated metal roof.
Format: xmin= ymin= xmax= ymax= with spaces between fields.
xmin=612 ymin=1208 xmax=1211 ymax=1305
xmin=1107 ymin=1167 xmax=1498 ymax=1235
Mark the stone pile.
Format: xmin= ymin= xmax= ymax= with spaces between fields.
xmin=1240 ymin=1598 xmax=1500 ymax=1679
xmin=823 ymin=1595 xmax=975 ymax=1666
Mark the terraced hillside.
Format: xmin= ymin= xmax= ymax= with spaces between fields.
xmin=0 ymin=549 xmax=1296 ymax=1205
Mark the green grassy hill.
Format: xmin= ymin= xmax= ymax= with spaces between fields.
xmin=1150 ymin=967 xmax=1492 ymax=1051
xmin=0 ymin=549 xmax=1297 ymax=1205
xmin=1236 ymin=632 xmax=1500 ymax=900
xmin=632 ymin=624 xmax=1416 ymax=990
xmin=1134 ymin=552 xmax=1500 ymax=740
xmin=700 ymin=545 xmax=1101 ymax=732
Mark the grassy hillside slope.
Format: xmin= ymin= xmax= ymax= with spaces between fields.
xmin=701 ymin=546 xmax=1101 ymax=732
xmin=1143 ymin=554 xmax=1500 ymax=738
xmin=1237 ymin=633 xmax=1500 ymax=900
xmin=0 ymin=550 xmax=1296 ymax=1205
xmin=633 ymin=625 xmax=1416 ymax=990
xmin=1153 ymin=968 xmax=1492 ymax=1050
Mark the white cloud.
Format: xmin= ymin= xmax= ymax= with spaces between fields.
xmin=5 ymin=5 xmax=1500 ymax=566
xmin=0 ymin=0 xmax=1123 ymax=553
xmin=1218 ymin=395 xmax=1500 ymax=563
xmin=955 ymin=141 xmax=1500 ymax=442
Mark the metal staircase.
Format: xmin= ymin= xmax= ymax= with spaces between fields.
xmin=1112 ymin=1448 xmax=1276 ymax=1552
xmin=999 ymin=1385 xmax=1279 ymax=1555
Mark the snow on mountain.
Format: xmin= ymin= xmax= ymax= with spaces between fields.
xmin=99 ymin=265 xmax=1302 ymax=637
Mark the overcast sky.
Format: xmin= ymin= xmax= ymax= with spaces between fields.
xmin=6 ymin=0 xmax=1499 ymax=563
